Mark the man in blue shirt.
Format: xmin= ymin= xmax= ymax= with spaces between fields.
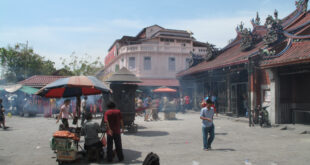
xmin=200 ymin=99 xmax=215 ymax=150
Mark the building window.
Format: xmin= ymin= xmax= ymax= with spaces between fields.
xmin=186 ymin=58 xmax=191 ymax=69
xmin=169 ymin=57 xmax=176 ymax=71
xmin=115 ymin=64 xmax=120 ymax=72
xmin=160 ymin=38 xmax=174 ymax=42
xmin=129 ymin=57 xmax=135 ymax=70
xmin=144 ymin=57 xmax=151 ymax=70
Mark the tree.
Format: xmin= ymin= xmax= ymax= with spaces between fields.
xmin=60 ymin=52 xmax=104 ymax=76
xmin=0 ymin=43 xmax=56 ymax=82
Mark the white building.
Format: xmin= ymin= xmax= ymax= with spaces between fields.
xmin=103 ymin=25 xmax=208 ymax=88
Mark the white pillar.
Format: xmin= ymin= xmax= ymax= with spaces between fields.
xmin=266 ymin=68 xmax=279 ymax=124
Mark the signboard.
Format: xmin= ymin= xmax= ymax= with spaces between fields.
xmin=263 ymin=90 xmax=271 ymax=102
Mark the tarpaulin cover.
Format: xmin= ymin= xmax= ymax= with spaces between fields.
xmin=20 ymin=86 xmax=39 ymax=94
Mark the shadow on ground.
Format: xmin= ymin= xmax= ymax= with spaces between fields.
xmin=211 ymin=148 xmax=236 ymax=152
xmin=126 ymin=130 xmax=169 ymax=137
xmin=63 ymin=148 xmax=142 ymax=165
xmin=215 ymin=132 xmax=228 ymax=135
xmin=0 ymin=127 xmax=13 ymax=131
xmin=137 ymin=125 xmax=147 ymax=129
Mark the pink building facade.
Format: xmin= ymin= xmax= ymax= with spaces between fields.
xmin=103 ymin=25 xmax=209 ymax=88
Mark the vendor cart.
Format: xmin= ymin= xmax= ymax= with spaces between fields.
xmin=36 ymin=76 xmax=111 ymax=164
xmin=50 ymin=130 xmax=80 ymax=165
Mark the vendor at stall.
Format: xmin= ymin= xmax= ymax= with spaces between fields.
xmin=81 ymin=113 xmax=103 ymax=151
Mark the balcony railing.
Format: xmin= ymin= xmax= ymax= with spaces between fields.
xmin=118 ymin=44 xmax=207 ymax=55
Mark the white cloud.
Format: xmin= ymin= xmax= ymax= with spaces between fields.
xmin=0 ymin=6 xmax=296 ymax=69
xmin=164 ymin=16 xmax=253 ymax=48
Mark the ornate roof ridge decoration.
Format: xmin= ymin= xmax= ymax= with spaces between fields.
xmin=188 ymin=42 xmax=219 ymax=68
xmin=251 ymin=12 xmax=261 ymax=26
xmin=237 ymin=19 xmax=261 ymax=52
xmin=240 ymin=27 xmax=255 ymax=51
xmin=295 ymin=0 xmax=308 ymax=13
xmin=282 ymin=0 xmax=308 ymax=28
xmin=204 ymin=42 xmax=219 ymax=61
xmin=188 ymin=51 xmax=205 ymax=67
xmin=236 ymin=21 xmax=244 ymax=33
xmin=260 ymin=38 xmax=292 ymax=60
xmin=263 ymin=11 xmax=285 ymax=46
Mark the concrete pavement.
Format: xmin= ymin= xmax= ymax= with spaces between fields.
xmin=0 ymin=112 xmax=309 ymax=165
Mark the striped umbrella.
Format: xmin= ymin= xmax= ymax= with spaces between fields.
xmin=36 ymin=76 xmax=110 ymax=98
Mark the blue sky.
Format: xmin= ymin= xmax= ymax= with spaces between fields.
xmin=0 ymin=0 xmax=298 ymax=68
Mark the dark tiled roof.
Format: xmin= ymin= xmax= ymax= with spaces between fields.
xmin=18 ymin=75 xmax=68 ymax=88
xmin=177 ymin=42 xmax=265 ymax=77
xmin=139 ymin=78 xmax=179 ymax=87
xmin=286 ymin=12 xmax=310 ymax=32
xmin=261 ymin=40 xmax=310 ymax=68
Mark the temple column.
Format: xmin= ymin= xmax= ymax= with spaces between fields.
xmin=267 ymin=68 xmax=280 ymax=124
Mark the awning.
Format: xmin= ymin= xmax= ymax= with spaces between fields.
xmin=0 ymin=85 xmax=39 ymax=94
xmin=20 ymin=86 xmax=39 ymax=94
xmin=4 ymin=84 xmax=22 ymax=93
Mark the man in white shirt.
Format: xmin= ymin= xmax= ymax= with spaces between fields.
xmin=200 ymin=99 xmax=215 ymax=151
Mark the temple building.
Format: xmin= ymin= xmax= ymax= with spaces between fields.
xmin=101 ymin=25 xmax=209 ymax=91
xmin=177 ymin=0 xmax=310 ymax=124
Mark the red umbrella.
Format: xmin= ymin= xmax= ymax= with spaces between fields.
xmin=153 ymin=87 xmax=177 ymax=93
xmin=36 ymin=76 xmax=110 ymax=119
xmin=36 ymin=76 xmax=110 ymax=98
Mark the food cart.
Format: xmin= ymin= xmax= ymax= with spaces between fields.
xmin=36 ymin=76 xmax=110 ymax=164
xmin=50 ymin=130 xmax=80 ymax=164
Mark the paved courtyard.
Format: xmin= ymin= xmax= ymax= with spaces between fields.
xmin=0 ymin=112 xmax=310 ymax=165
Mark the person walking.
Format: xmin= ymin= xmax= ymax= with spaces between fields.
xmin=144 ymin=96 xmax=152 ymax=121
xmin=151 ymin=97 xmax=160 ymax=121
xmin=184 ymin=95 xmax=190 ymax=111
xmin=81 ymin=96 xmax=88 ymax=126
xmin=200 ymin=99 xmax=215 ymax=151
xmin=0 ymin=99 xmax=7 ymax=129
xmin=180 ymin=96 xmax=185 ymax=113
xmin=56 ymin=99 xmax=73 ymax=130
xmin=104 ymin=101 xmax=124 ymax=162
